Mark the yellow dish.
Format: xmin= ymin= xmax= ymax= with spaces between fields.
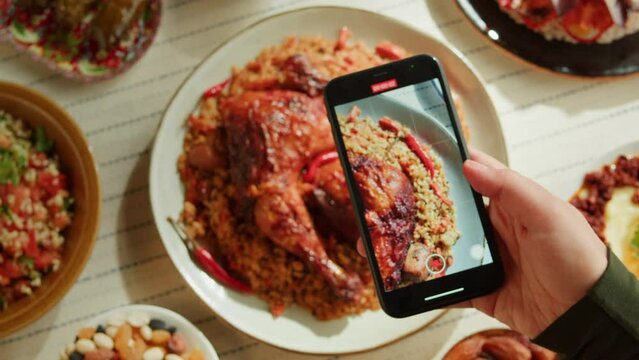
xmin=605 ymin=188 xmax=639 ymax=276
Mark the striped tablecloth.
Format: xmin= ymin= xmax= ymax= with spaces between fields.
xmin=0 ymin=0 xmax=635 ymax=358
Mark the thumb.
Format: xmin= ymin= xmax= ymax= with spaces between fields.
xmin=462 ymin=159 xmax=506 ymax=199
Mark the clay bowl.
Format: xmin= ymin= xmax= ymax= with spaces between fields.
xmin=0 ymin=81 xmax=100 ymax=337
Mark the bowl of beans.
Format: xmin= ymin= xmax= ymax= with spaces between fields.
xmin=0 ymin=81 xmax=100 ymax=336
xmin=61 ymin=304 xmax=218 ymax=360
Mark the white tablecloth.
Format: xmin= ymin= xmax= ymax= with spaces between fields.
xmin=0 ymin=0 xmax=635 ymax=358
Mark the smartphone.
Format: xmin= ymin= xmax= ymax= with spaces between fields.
xmin=324 ymin=55 xmax=503 ymax=317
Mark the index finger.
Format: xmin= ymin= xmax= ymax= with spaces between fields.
xmin=468 ymin=147 xmax=507 ymax=170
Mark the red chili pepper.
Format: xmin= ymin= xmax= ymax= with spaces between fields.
xmin=378 ymin=117 xmax=402 ymax=134
xmin=375 ymin=41 xmax=406 ymax=60
xmin=562 ymin=0 xmax=613 ymax=43
xmin=378 ymin=118 xmax=451 ymax=205
xmin=404 ymin=134 xmax=435 ymax=179
xmin=303 ymin=151 xmax=339 ymax=183
xmin=404 ymin=134 xmax=453 ymax=205
xmin=168 ymin=218 xmax=252 ymax=294
xmin=431 ymin=183 xmax=453 ymax=207
xmin=193 ymin=247 xmax=252 ymax=293
xmin=202 ymin=78 xmax=231 ymax=99
xmin=334 ymin=26 xmax=351 ymax=52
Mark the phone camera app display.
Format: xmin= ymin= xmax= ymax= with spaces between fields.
xmin=334 ymin=78 xmax=493 ymax=292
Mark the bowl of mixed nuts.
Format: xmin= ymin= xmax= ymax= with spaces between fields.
xmin=60 ymin=304 xmax=218 ymax=360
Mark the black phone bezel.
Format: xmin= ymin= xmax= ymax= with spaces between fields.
xmin=324 ymin=55 xmax=504 ymax=318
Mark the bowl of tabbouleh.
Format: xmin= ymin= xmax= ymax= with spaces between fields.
xmin=0 ymin=81 xmax=100 ymax=337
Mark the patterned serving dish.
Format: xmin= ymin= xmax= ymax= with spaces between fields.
xmin=0 ymin=0 xmax=162 ymax=81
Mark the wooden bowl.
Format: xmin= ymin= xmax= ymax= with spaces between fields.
xmin=0 ymin=81 xmax=100 ymax=337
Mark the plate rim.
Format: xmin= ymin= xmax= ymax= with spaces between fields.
xmin=148 ymin=5 xmax=508 ymax=355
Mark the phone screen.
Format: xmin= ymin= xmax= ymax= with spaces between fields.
xmin=332 ymin=77 xmax=494 ymax=293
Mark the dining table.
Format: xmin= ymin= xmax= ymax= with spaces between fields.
xmin=0 ymin=0 xmax=637 ymax=359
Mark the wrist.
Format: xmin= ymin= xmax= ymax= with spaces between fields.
xmin=540 ymin=239 xmax=608 ymax=336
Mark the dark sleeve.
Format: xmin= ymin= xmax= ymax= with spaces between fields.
xmin=534 ymin=248 xmax=639 ymax=359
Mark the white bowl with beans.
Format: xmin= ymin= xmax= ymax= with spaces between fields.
xmin=60 ymin=304 xmax=218 ymax=360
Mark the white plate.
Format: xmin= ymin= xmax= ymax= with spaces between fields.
xmin=149 ymin=6 xmax=508 ymax=354
xmin=80 ymin=305 xmax=218 ymax=359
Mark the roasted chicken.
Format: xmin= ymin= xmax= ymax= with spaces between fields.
xmin=351 ymin=155 xmax=417 ymax=291
xmin=188 ymin=50 xmax=439 ymax=299
xmin=307 ymin=160 xmax=359 ymax=243
xmin=219 ymin=89 xmax=364 ymax=300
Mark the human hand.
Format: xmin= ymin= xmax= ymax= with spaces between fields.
xmin=357 ymin=149 xmax=608 ymax=338
xmin=454 ymin=149 xmax=609 ymax=337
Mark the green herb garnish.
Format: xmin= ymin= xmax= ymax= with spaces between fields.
xmin=29 ymin=270 xmax=41 ymax=281
xmin=15 ymin=153 xmax=27 ymax=169
xmin=13 ymin=21 xmax=26 ymax=36
xmin=34 ymin=126 xmax=53 ymax=153
xmin=18 ymin=256 xmax=34 ymax=271
xmin=144 ymin=8 xmax=152 ymax=22
xmin=0 ymin=204 xmax=11 ymax=219
xmin=62 ymin=197 xmax=74 ymax=212
xmin=0 ymin=154 xmax=21 ymax=184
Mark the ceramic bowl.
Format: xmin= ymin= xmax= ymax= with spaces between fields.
xmin=76 ymin=304 xmax=218 ymax=359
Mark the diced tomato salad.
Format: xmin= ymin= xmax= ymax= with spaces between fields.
xmin=0 ymin=110 xmax=72 ymax=310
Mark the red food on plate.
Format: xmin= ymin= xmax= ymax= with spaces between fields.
xmin=562 ymin=0 xmax=615 ymax=42
xmin=503 ymin=0 xmax=558 ymax=29
xmin=496 ymin=0 xmax=639 ymax=44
